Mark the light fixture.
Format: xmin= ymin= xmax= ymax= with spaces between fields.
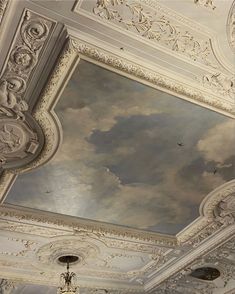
xmin=57 ymin=255 xmax=79 ymax=294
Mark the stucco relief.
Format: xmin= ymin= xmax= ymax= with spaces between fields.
xmin=37 ymin=239 xmax=99 ymax=267
xmin=0 ymin=119 xmax=39 ymax=168
xmin=202 ymin=73 xmax=235 ymax=99
xmin=0 ymin=0 xmax=8 ymax=26
xmin=178 ymin=180 xmax=235 ymax=246
xmin=0 ymin=10 xmax=53 ymax=119
xmin=194 ymin=0 xmax=216 ymax=10
xmin=0 ymin=181 xmax=234 ymax=290
xmin=153 ymin=237 xmax=235 ymax=293
xmin=227 ymin=1 xmax=235 ymax=53
xmin=0 ymin=9 xmax=56 ymax=201
xmin=0 ymin=279 xmax=16 ymax=294
xmin=92 ymin=0 xmax=217 ymax=68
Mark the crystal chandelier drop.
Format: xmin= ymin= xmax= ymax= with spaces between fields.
xmin=58 ymin=256 xmax=79 ymax=294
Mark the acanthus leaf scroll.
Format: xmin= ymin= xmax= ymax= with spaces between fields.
xmin=0 ymin=10 xmax=54 ymax=169
xmin=93 ymin=0 xmax=217 ymax=68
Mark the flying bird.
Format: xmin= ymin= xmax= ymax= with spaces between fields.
xmin=213 ymin=168 xmax=217 ymax=174
xmin=177 ymin=142 xmax=184 ymax=147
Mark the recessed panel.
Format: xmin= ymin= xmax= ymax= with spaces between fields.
xmin=6 ymin=60 xmax=235 ymax=234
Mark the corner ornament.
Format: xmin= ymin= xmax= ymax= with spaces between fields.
xmin=214 ymin=194 xmax=235 ymax=227
xmin=0 ymin=10 xmax=54 ymax=170
xmin=178 ymin=180 xmax=235 ymax=246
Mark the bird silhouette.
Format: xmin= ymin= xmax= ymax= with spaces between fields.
xmin=177 ymin=142 xmax=184 ymax=147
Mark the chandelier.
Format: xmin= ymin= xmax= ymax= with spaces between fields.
xmin=57 ymin=256 xmax=79 ymax=294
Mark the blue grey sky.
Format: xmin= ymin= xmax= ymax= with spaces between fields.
xmin=6 ymin=60 xmax=235 ymax=235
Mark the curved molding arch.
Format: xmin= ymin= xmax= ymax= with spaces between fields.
xmin=200 ymin=179 xmax=235 ymax=218
xmin=177 ymin=179 xmax=235 ymax=245
xmin=227 ymin=0 xmax=235 ymax=54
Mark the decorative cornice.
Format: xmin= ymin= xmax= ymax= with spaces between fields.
xmin=0 ymin=0 xmax=8 ymax=26
xmin=202 ymin=72 xmax=235 ymax=99
xmin=92 ymin=0 xmax=217 ymax=68
xmin=0 ymin=31 xmax=234 ymax=203
xmin=70 ymin=38 xmax=233 ymax=114
xmin=194 ymin=0 xmax=216 ymax=10
xmin=0 ymin=205 xmax=176 ymax=246
xmin=177 ymin=180 xmax=235 ymax=246
xmin=153 ymin=236 xmax=235 ymax=293
xmin=227 ymin=0 xmax=235 ymax=53
xmin=146 ymin=225 xmax=235 ymax=291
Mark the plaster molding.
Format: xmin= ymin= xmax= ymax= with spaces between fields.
xmin=146 ymin=225 xmax=235 ymax=291
xmin=227 ymin=0 xmax=235 ymax=53
xmin=0 ymin=279 xmax=16 ymax=294
xmin=0 ymin=0 xmax=8 ymax=26
xmin=0 ymin=205 xmax=176 ymax=246
xmin=202 ymin=72 xmax=235 ymax=99
xmin=0 ymin=237 xmax=38 ymax=258
xmin=70 ymin=38 xmax=234 ymax=114
xmin=0 ymin=9 xmax=56 ymax=202
xmin=152 ymin=236 xmax=235 ymax=293
xmin=0 ymin=181 xmax=235 ymax=291
xmin=194 ymin=0 xmax=216 ymax=10
xmin=90 ymin=0 xmax=218 ymax=68
xmin=0 ymin=31 xmax=234 ymax=204
xmin=177 ymin=180 xmax=235 ymax=245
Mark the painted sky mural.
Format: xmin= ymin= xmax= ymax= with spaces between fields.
xmin=6 ymin=60 xmax=235 ymax=235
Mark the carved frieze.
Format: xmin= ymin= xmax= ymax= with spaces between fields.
xmin=69 ymin=38 xmax=232 ymax=114
xmin=92 ymin=0 xmax=217 ymax=67
xmin=0 ymin=205 xmax=176 ymax=246
xmin=0 ymin=279 xmax=16 ymax=294
xmin=153 ymin=237 xmax=235 ymax=293
xmin=194 ymin=0 xmax=216 ymax=10
xmin=202 ymin=72 xmax=235 ymax=99
xmin=227 ymin=0 xmax=235 ymax=53
xmin=0 ymin=10 xmax=53 ymax=120
xmin=214 ymin=193 xmax=235 ymax=227
xmin=0 ymin=9 xmax=55 ymax=197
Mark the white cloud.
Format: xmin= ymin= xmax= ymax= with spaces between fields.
xmin=197 ymin=120 xmax=235 ymax=164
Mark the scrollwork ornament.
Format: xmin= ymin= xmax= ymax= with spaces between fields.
xmin=227 ymin=0 xmax=235 ymax=53
xmin=0 ymin=10 xmax=54 ymax=172
xmin=214 ymin=194 xmax=235 ymax=227
xmin=194 ymin=0 xmax=216 ymax=10
xmin=202 ymin=72 xmax=235 ymax=99
xmin=0 ymin=10 xmax=53 ymax=120
xmin=0 ymin=279 xmax=16 ymax=294
xmin=93 ymin=0 xmax=217 ymax=67
xmin=21 ymin=12 xmax=49 ymax=51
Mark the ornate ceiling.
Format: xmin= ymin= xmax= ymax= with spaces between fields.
xmin=0 ymin=0 xmax=234 ymax=293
